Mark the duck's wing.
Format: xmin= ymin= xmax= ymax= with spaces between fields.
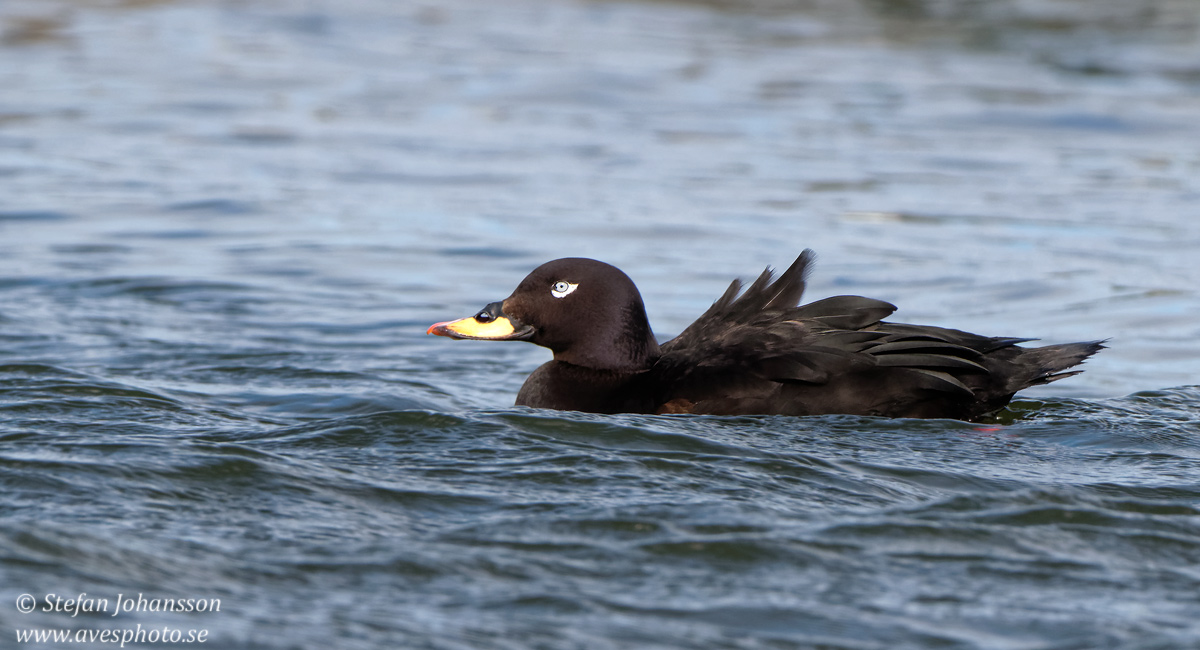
xmin=661 ymin=250 xmax=821 ymax=354
xmin=650 ymin=251 xmax=1104 ymax=417
xmin=652 ymin=252 xmax=1049 ymax=414
xmin=658 ymin=300 xmax=992 ymax=391
xmin=660 ymin=250 xmax=899 ymax=371
xmin=653 ymin=312 xmax=1035 ymax=416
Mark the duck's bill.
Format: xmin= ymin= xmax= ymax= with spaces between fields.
xmin=426 ymin=312 xmax=534 ymax=341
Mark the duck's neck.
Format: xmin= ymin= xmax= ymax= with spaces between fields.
xmin=552 ymin=303 xmax=660 ymax=372
xmin=516 ymin=360 xmax=654 ymax=414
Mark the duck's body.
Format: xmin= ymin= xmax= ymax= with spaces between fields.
xmin=428 ymin=251 xmax=1104 ymax=421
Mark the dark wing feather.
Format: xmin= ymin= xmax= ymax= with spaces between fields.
xmin=650 ymin=252 xmax=1103 ymax=418
xmin=654 ymin=252 xmax=906 ymax=403
xmin=790 ymin=295 xmax=897 ymax=330
xmin=663 ymin=250 xmax=821 ymax=353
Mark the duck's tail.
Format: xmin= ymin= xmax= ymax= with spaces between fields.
xmin=1023 ymin=340 xmax=1107 ymax=386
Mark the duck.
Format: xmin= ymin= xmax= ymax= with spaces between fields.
xmin=427 ymin=250 xmax=1104 ymax=420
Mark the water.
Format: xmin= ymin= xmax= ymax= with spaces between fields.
xmin=2 ymin=0 xmax=1199 ymax=648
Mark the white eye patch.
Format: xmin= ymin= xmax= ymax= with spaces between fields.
xmin=550 ymin=280 xmax=578 ymax=299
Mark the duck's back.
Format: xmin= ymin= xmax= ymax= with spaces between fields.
xmin=650 ymin=252 xmax=1103 ymax=420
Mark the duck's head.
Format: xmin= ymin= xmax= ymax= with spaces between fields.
xmin=427 ymin=257 xmax=660 ymax=371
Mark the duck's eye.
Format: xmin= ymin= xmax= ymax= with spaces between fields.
xmin=550 ymin=281 xmax=578 ymax=299
xmin=474 ymin=310 xmax=495 ymax=323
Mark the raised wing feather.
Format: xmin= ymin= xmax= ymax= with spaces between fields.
xmin=664 ymin=250 xmax=897 ymax=353
xmin=653 ymin=252 xmax=1037 ymax=406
